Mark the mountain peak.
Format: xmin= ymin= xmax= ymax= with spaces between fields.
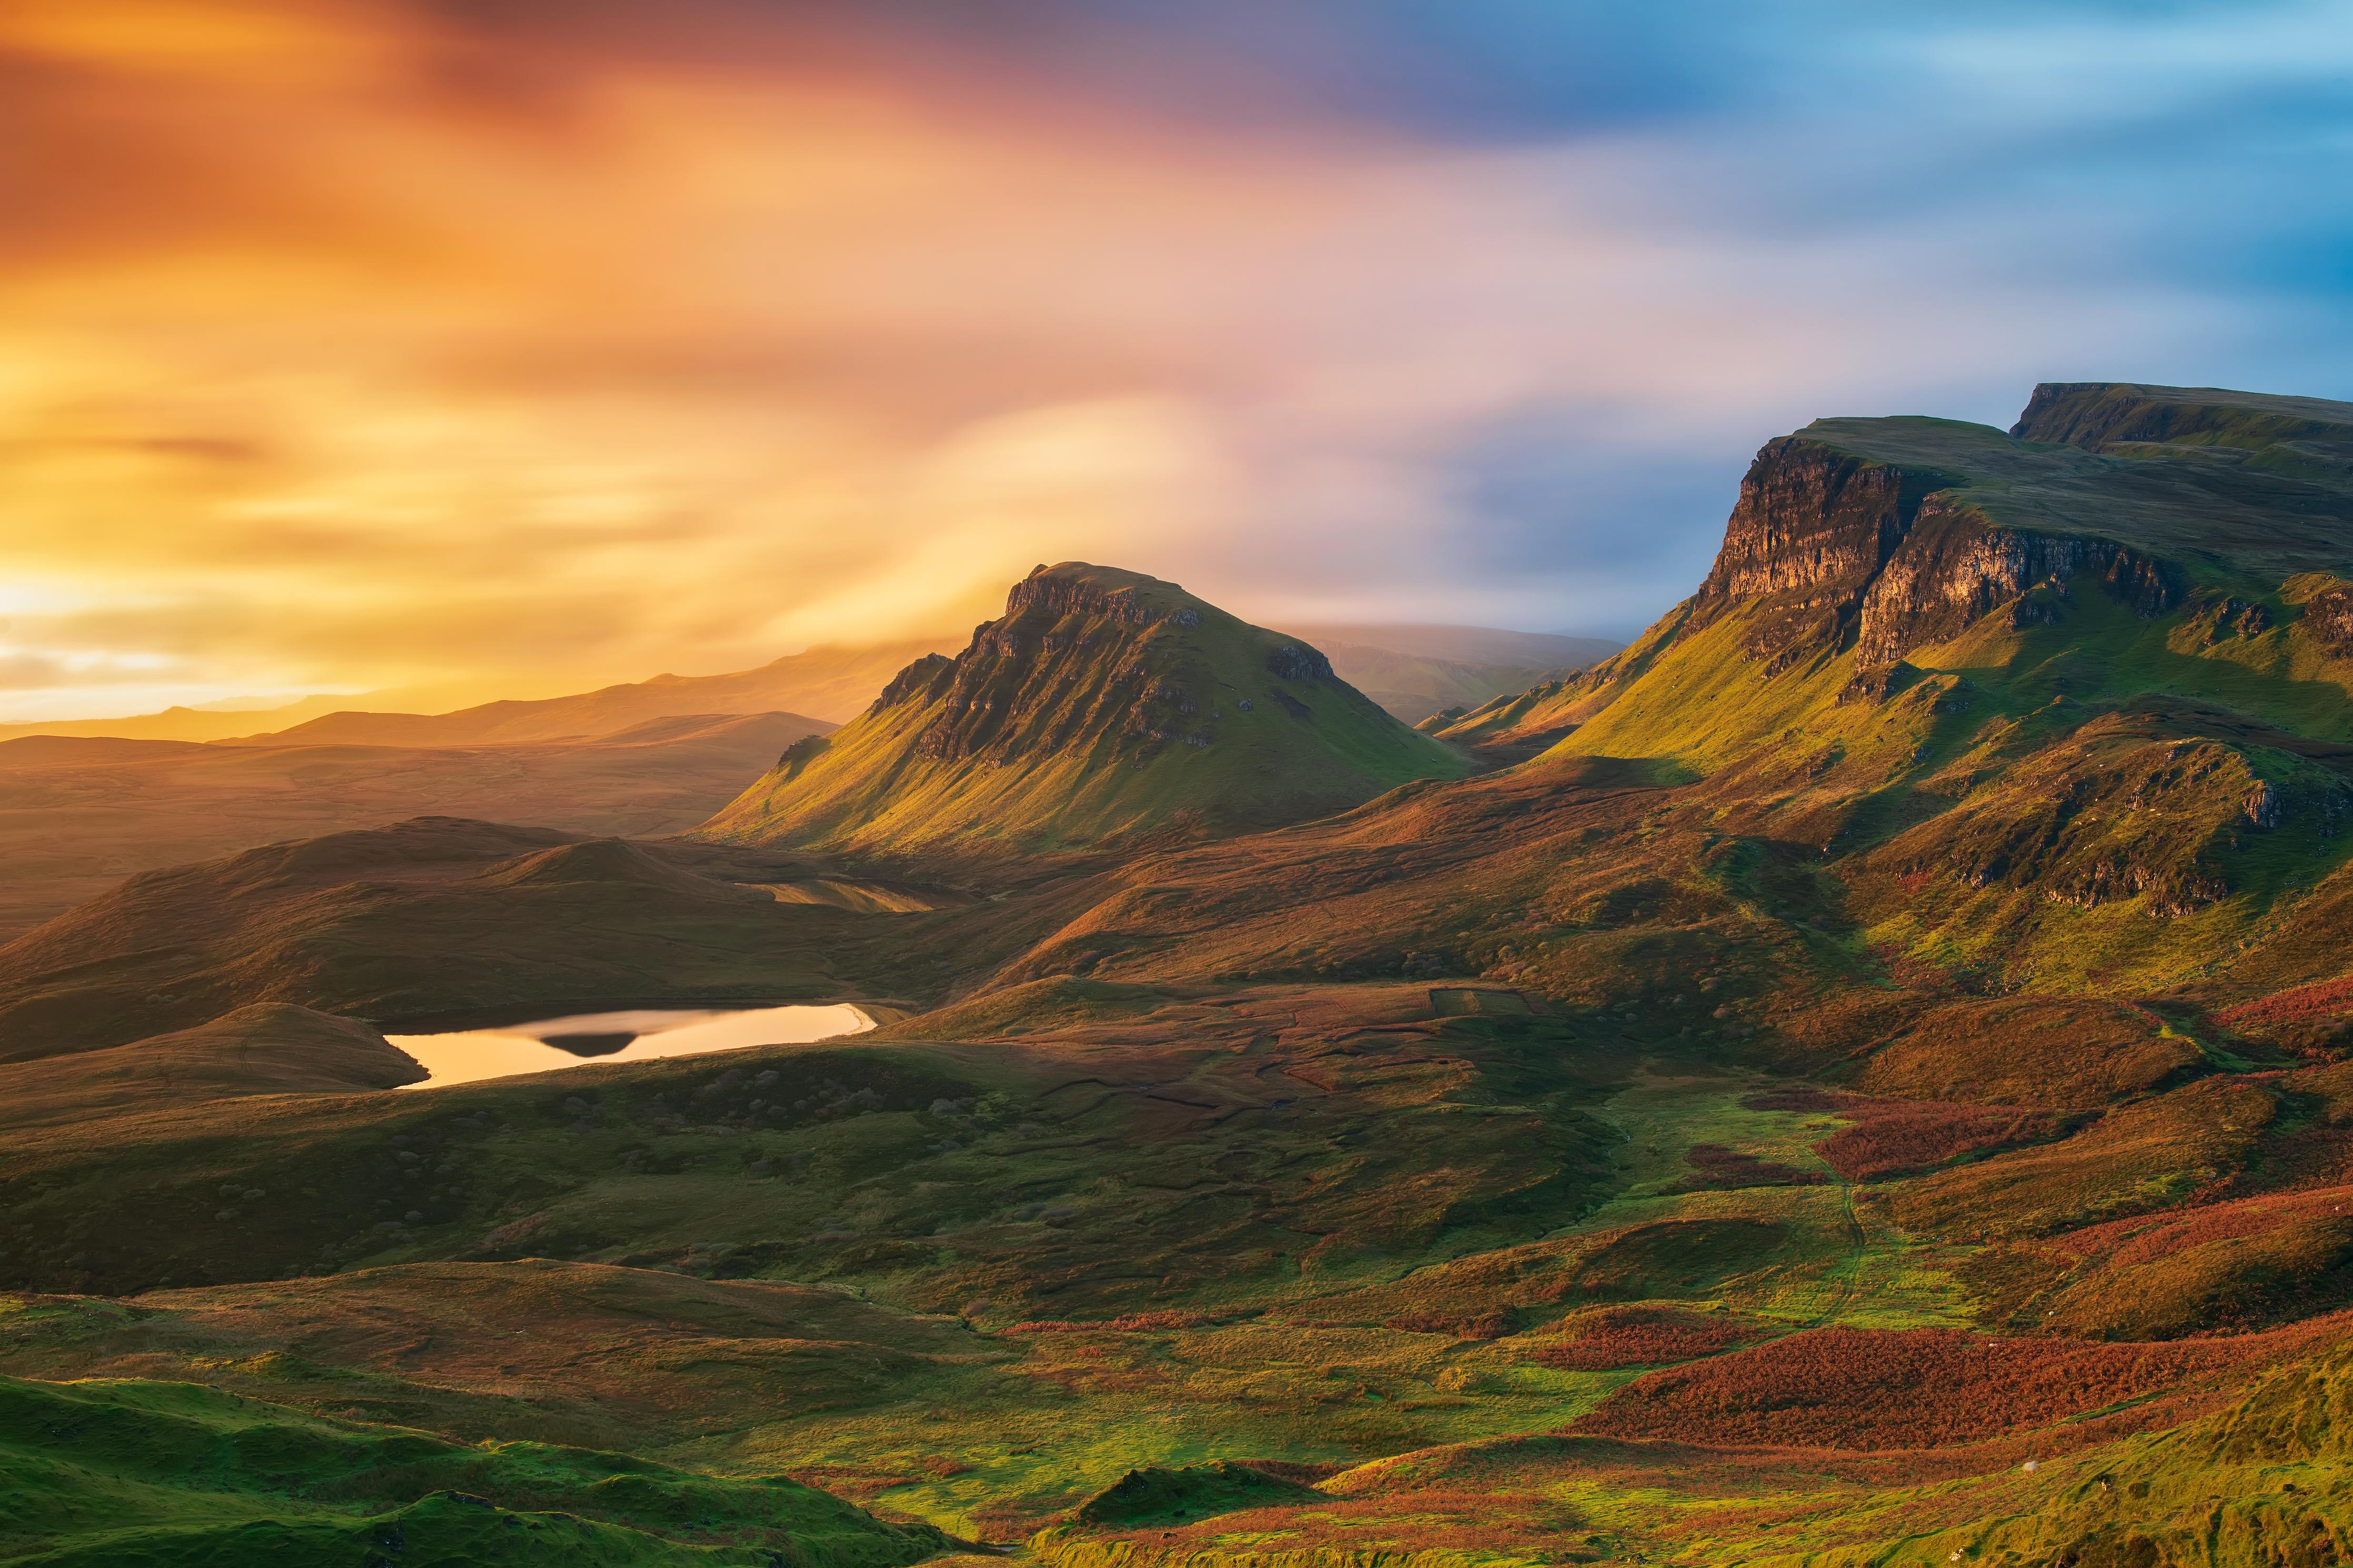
xmin=1008 ymin=561 xmax=1205 ymax=624
xmin=700 ymin=563 xmax=1464 ymax=853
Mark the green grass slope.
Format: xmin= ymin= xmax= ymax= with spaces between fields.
xmin=1424 ymin=383 xmax=2353 ymax=994
xmin=0 ymin=1373 xmax=946 ymax=1566
xmin=700 ymin=563 xmax=1465 ymax=855
xmin=1440 ymin=381 xmax=2353 ymax=762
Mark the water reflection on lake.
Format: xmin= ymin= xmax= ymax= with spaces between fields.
xmin=389 ymin=1003 xmax=872 ymax=1089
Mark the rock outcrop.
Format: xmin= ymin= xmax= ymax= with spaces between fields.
xmin=1692 ymin=426 xmax=2179 ymax=670
xmin=1851 ymin=497 xmax=2176 ymax=664
xmin=890 ymin=568 xmax=1227 ymax=767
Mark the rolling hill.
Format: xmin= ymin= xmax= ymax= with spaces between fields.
xmin=0 ymin=1373 xmax=944 ymax=1566
xmin=700 ymin=562 xmax=1468 ymax=854
xmin=0 ymin=710 xmax=833 ymax=939
xmin=0 ymin=818 xmax=926 ymax=1060
xmin=21 ymin=382 xmax=2353 ymax=1566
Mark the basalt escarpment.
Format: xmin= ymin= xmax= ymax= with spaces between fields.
xmin=1849 ymin=495 xmax=2177 ymax=665
xmin=699 ymin=562 xmax=1463 ymax=854
xmin=1672 ymin=381 xmax=2353 ymax=682
xmin=1691 ymin=435 xmax=1955 ymax=668
xmin=1691 ymin=432 xmax=2178 ymax=673
xmin=1442 ymin=383 xmax=2353 ymax=764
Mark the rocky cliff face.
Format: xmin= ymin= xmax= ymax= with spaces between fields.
xmin=1692 ymin=437 xmax=1954 ymax=667
xmin=1851 ymin=497 xmax=2176 ymax=665
xmin=1694 ymin=431 xmax=2177 ymax=672
xmin=891 ymin=565 xmax=1236 ymax=766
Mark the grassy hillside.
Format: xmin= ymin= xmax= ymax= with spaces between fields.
xmin=20 ymin=383 xmax=2353 ymax=1566
xmin=0 ymin=1004 xmax=423 ymax=1130
xmin=1439 ymin=383 xmax=2353 ymax=762
xmin=701 ymin=563 xmax=1466 ymax=855
xmin=0 ymin=1373 xmax=946 ymax=1566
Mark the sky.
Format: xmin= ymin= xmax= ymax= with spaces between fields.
xmin=4 ymin=0 xmax=2352 ymax=721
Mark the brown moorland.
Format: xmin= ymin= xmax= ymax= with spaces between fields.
xmin=1570 ymin=1321 xmax=2330 ymax=1450
xmin=0 ymin=710 xmax=832 ymax=939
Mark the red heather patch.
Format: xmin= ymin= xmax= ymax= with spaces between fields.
xmin=1000 ymin=1309 xmax=1220 ymax=1334
xmin=1816 ymin=1101 xmax=2058 ymax=1180
xmin=2217 ymin=978 xmax=2353 ymax=1029
xmin=2053 ymin=1184 xmax=2353 ymax=1266
xmin=1743 ymin=1088 xmax=2057 ymax=1180
xmin=1530 ymin=1305 xmax=1768 ymax=1370
xmin=1672 ymin=1143 xmax=1828 ymax=1190
xmin=1385 ymin=1309 xmax=1515 ymax=1340
xmin=1570 ymin=1326 xmax=2284 ymax=1450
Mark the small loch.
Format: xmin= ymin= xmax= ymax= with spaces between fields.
xmin=389 ymin=1003 xmax=873 ymax=1089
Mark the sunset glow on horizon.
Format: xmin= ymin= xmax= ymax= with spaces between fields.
xmin=6 ymin=0 xmax=2351 ymax=723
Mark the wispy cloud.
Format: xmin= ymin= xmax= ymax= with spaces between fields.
xmin=0 ymin=0 xmax=2347 ymax=718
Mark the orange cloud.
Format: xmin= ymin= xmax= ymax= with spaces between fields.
xmin=0 ymin=0 xmax=2204 ymax=722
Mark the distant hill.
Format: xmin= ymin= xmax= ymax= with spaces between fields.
xmin=0 ymin=693 xmax=374 ymax=745
xmin=1313 ymin=645 xmax=1553 ymax=725
xmin=227 ymin=639 xmax=957 ymax=745
xmin=0 ymin=710 xmax=831 ymax=939
xmin=1296 ymin=622 xmax=1620 ymax=669
xmin=0 ymin=818 xmax=831 ymax=1059
xmin=701 ymin=562 xmax=1467 ymax=854
xmin=1298 ymin=624 xmax=1619 ymax=725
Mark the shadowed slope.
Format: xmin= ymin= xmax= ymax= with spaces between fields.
xmin=0 ymin=1004 xmax=423 ymax=1131
xmin=0 ymin=818 xmax=981 ymax=1060
xmin=0 ymin=710 xmax=834 ymax=940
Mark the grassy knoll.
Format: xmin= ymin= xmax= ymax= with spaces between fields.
xmin=0 ymin=1372 xmax=946 ymax=1566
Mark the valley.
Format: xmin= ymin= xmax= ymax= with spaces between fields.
xmin=9 ymin=381 xmax=2353 ymax=1566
